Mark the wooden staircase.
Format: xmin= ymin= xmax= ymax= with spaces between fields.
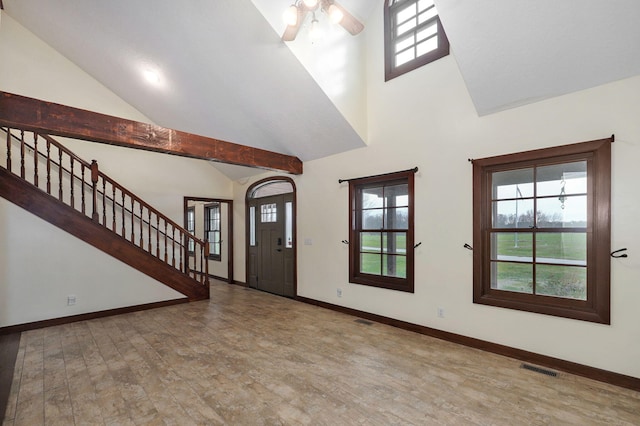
xmin=0 ymin=127 xmax=210 ymax=301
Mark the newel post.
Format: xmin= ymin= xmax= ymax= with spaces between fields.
xmin=91 ymin=160 xmax=99 ymax=221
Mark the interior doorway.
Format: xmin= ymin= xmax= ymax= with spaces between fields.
xmin=183 ymin=197 xmax=234 ymax=283
xmin=246 ymin=177 xmax=296 ymax=297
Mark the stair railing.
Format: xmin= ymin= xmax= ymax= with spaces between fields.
xmin=1 ymin=127 xmax=209 ymax=286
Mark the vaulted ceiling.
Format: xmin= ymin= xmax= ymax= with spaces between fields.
xmin=437 ymin=0 xmax=640 ymax=115
xmin=3 ymin=0 xmax=640 ymax=179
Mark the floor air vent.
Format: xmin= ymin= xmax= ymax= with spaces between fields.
xmin=354 ymin=319 xmax=374 ymax=326
xmin=521 ymin=363 xmax=558 ymax=377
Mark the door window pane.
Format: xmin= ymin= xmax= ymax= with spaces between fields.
xmin=186 ymin=207 xmax=195 ymax=253
xmin=261 ymin=203 xmax=277 ymax=223
xmin=249 ymin=206 xmax=256 ymax=246
xmin=285 ymin=201 xmax=293 ymax=248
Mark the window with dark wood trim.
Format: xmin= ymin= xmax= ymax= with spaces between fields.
xmin=384 ymin=0 xmax=450 ymax=81
xmin=472 ymin=137 xmax=612 ymax=324
xmin=186 ymin=206 xmax=195 ymax=255
xmin=205 ymin=203 xmax=221 ymax=261
xmin=349 ymin=170 xmax=415 ymax=292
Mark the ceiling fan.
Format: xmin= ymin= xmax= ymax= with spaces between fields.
xmin=282 ymin=0 xmax=364 ymax=41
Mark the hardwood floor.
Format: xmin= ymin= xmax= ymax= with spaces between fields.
xmin=3 ymin=280 xmax=639 ymax=425
xmin=0 ymin=334 xmax=20 ymax=422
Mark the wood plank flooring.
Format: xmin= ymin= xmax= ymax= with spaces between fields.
xmin=0 ymin=334 xmax=21 ymax=422
xmin=3 ymin=280 xmax=639 ymax=425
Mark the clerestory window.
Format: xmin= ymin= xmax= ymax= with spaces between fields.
xmin=472 ymin=137 xmax=613 ymax=323
xmin=384 ymin=0 xmax=450 ymax=81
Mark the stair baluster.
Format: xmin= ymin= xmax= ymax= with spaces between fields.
xmin=70 ymin=158 xmax=75 ymax=208
xmin=5 ymin=129 xmax=10 ymax=171
xmin=33 ymin=134 xmax=39 ymax=188
xmin=121 ymin=190 xmax=125 ymax=237
xmin=81 ymin=163 xmax=86 ymax=215
xmin=171 ymin=225 xmax=176 ymax=267
xmin=102 ymin=179 xmax=107 ymax=226
xmin=139 ymin=203 xmax=144 ymax=249
xmin=179 ymin=232 xmax=183 ymax=273
xmin=164 ymin=221 xmax=168 ymax=263
xmin=58 ymin=147 xmax=63 ymax=201
xmin=111 ymin=185 xmax=116 ymax=232
xmin=0 ymin=127 xmax=209 ymax=300
xmin=91 ymin=160 xmax=99 ymax=221
xmin=148 ymin=209 xmax=152 ymax=255
xmin=130 ymin=197 xmax=135 ymax=243
xmin=46 ymin=139 xmax=51 ymax=194
xmin=20 ymin=130 xmax=25 ymax=179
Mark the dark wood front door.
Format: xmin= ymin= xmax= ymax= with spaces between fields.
xmin=248 ymin=194 xmax=294 ymax=297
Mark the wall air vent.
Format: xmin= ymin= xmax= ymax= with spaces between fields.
xmin=521 ymin=363 xmax=558 ymax=377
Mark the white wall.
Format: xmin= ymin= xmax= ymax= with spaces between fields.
xmin=0 ymin=15 xmax=233 ymax=327
xmin=233 ymin=4 xmax=640 ymax=378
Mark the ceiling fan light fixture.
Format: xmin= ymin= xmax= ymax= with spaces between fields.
xmin=309 ymin=17 xmax=322 ymax=40
xmin=281 ymin=0 xmax=363 ymax=41
xmin=327 ymin=4 xmax=344 ymax=24
xmin=303 ymin=0 xmax=319 ymax=9
xmin=283 ymin=4 xmax=298 ymax=26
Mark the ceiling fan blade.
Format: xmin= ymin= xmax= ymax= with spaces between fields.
xmin=282 ymin=9 xmax=309 ymax=41
xmin=331 ymin=1 xmax=364 ymax=35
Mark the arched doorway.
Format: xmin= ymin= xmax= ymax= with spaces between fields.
xmin=246 ymin=177 xmax=296 ymax=297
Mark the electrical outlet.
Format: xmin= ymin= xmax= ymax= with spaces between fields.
xmin=337 ymin=288 xmax=342 ymax=297
xmin=437 ymin=307 xmax=445 ymax=318
xmin=67 ymin=295 xmax=77 ymax=306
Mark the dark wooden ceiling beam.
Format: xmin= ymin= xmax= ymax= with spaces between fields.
xmin=0 ymin=91 xmax=303 ymax=175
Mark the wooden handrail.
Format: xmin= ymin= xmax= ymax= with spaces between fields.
xmin=98 ymin=171 xmax=198 ymax=241
xmin=38 ymin=133 xmax=92 ymax=168
xmin=1 ymin=127 xmax=209 ymax=287
xmin=3 ymin=128 xmax=199 ymax=243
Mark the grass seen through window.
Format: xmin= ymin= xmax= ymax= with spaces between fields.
xmin=360 ymin=233 xmax=407 ymax=278
xmin=492 ymin=232 xmax=587 ymax=299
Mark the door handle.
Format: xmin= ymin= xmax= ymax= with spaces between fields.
xmin=276 ymin=249 xmax=282 ymax=252
xmin=277 ymin=237 xmax=282 ymax=246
